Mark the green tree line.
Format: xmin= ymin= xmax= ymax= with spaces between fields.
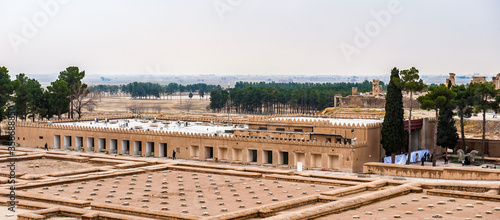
xmin=90 ymin=82 xmax=222 ymax=99
xmin=210 ymin=80 xmax=385 ymax=114
xmin=234 ymin=80 xmax=384 ymax=94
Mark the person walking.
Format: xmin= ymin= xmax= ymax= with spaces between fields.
xmin=44 ymin=143 xmax=48 ymax=151
xmin=172 ymin=150 xmax=176 ymax=160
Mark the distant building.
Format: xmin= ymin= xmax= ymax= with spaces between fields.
xmin=446 ymin=72 xmax=500 ymax=89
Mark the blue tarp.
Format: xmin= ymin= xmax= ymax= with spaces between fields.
xmin=383 ymin=149 xmax=430 ymax=164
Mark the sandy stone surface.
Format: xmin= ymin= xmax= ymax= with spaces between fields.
xmin=2 ymin=147 xmax=499 ymax=219
xmin=0 ymin=159 xmax=99 ymax=175
xmin=24 ymin=170 xmax=336 ymax=216
xmin=0 ymin=207 xmax=32 ymax=219
xmin=319 ymin=192 xmax=500 ymax=219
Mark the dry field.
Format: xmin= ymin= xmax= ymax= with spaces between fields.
xmin=90 ymin=95 xmax=211 ymax=115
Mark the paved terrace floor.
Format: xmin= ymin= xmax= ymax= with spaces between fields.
xmin=1 ymin=146 xmax=499 ymax=220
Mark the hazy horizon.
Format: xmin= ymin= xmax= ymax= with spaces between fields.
xmin=1 ymin=0 xmax=499 ymax=77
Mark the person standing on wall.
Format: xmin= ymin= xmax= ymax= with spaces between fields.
xmin=172 ymin=150 xmax=176 ymax=160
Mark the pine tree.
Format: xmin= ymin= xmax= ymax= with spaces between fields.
xmin=0 ymin=67 xmax=13 ymax=124
xmin=469 ymin=82 xmax=497 ymax=162
xmin=398 ymin=67 xmax=425 ymax=164
xmin=381 ymin=67 xmax=406 ymax=163
xmin=451 ymin=85 xmax=473 ymax=151
xmin=437 ymin=108 xmax=458 ymax=155
xmin=417 ymin=84 xmax=456 ymax=166
xmin=47 ymin=79 xmax=71 ymax=120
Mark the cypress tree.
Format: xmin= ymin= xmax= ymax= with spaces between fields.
xmin=381 ymin=67 xmax=406 ymax=163
xmin=437 ymin=108 xmax=458 ymax=155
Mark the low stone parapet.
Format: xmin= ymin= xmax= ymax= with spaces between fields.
xmin=43 ymin=153 xmax=89 ymax=163
xmin=363 ymin=162 xmax=500 ymax=180
xmin=91 ymin=202 xmax=198 ymax=220
xmin=265 ymin=174 xmax=360 ymax=187
xmin=427 ymin=189 xmax=500 ymax=202
xmin=168 ymin=164 xmax=262 ymax=178
xmin=235 ymin=167 xmax=295 ymax=175
xmin=17 ymin=206 xmax=153 ymax=220
xmin=264 ymin=182 xmax=420 ymax=220
xmin=114 ymin=161 xmax=149 ymax=169
xmin=0 ymin=189 xmax=90 ymax=208
xmin=88 ymin=158 xmax=127 ymax=165
xmin=298 ymin=172 xmax=375 ymax=183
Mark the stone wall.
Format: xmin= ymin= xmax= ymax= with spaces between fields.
xmin=455 ymin=138 xmax=500 ymax=157
xmin=363 ymin=162 xmax=500 ymax=180
xmin=339 ymin=96 xmax=420 ymax=109
xmin=15 ymin=115 xmax=380 ymax=173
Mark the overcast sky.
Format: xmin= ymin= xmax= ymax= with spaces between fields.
xmin=1 ymin=0 xmax=499 ymax=77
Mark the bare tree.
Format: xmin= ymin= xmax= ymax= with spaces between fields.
xmin=185 ymin=99 xmax=193 ymax=112
xmin=71 ymin=83 xmax=98 ymax=119
xmin=153 ymin=105 xmax=162 ymax=113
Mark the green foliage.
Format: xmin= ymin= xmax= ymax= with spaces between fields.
xmin=437 ymin=108 xmax=458 ymax=150
xmin=451 ymin=84 xmax=474 ymax=151
xmin=47 ymin=79 xmax=71 ymax=119
xmin=417 ymin=84 xmax=456 ymax=112
xmin=381 ymin=67 xmax=406 ymax=158
xmin=399 ymin=67 xmax=426 ymax=163
xmin=210 ymin=90 xmax=228 ymax=112
xmin=38 ymin=90 xmax=57 ymax=120
xmin=398 ymin=67 xmax=425 ymax=93
xmin=209 ymin=80 xmax=380 ymax=114
xmin=469 ymin=82 xmax=497 ymax=114
xmin=90 ymin=85 xmax=120 ymax=94
xmin=58 ymin=66 xmax=86 ymax=119
xmin=468 ymin=82 xmax=498 ymax=161
xmin=13 ymin=73 xmax=44 ymax=121
xmin=105 ymin=82 xmax=222 ymax=99
xmin=188 ymin=92 xmax=193 ymax=99
xmin=452 ymin=85 xmax=474 ymax=118
xmin=58 ymin=66 xmax=85 ymax=88
xmin=121 ymin=82 xmax=163 ymax=99
xmin=0 ymin=67 xmax=13 ymax=122
xmin=417 ymin=83 xmax=457 ymax=165
xmin=198 ymin=88 xmax=205 ymax=99
xmin=234 ymin=80 xmax=384 ymax=96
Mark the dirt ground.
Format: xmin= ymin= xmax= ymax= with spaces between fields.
xmin=90 ymin=95 xmax=211 ymax=115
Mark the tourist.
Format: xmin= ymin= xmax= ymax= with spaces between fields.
xmin=44 ymin=143 xmax=48 ymax=151
xmin=172 ymin=150 xmax=176 ymax=160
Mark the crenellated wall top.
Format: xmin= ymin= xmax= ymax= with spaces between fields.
xmin=16 ymin=121 xmax=367 ymax=148
xmin=247 ymin=114 xmax=383 ymax=129
xmin=36 ymin=114 xmax=247 ymax=125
